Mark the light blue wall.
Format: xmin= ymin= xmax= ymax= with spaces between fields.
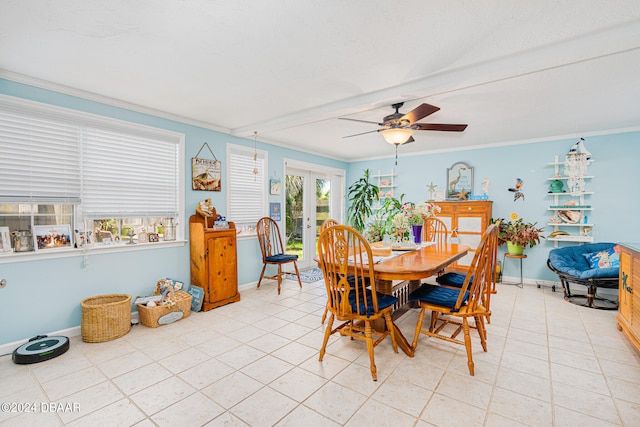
xmin=347 ymin=134 xmax=639 ymax=283
xmin=0 ymin=79 xmax=346 ymax=345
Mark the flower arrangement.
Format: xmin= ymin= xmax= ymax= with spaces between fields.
xmin=401 ymin=201 xmax=441 ymax=225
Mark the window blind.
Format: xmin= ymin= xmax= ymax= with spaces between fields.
xmin=82 ymin=127 xmax=179 ymax=218
xmin=227 ymin=145 xmax=266 ymax=225
xmin=0 ymin=95 xmax=183 ymax=219
xmin=0 ymin=109 xmax=81 ymax=203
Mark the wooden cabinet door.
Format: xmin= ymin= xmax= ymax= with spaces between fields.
xmin=619 ymin=249 xmax=632 ymax=325
xmin=207 ymin=234 xmax=238 ymax=303
xmin=631 ymin=256 xmax=640 ymax=339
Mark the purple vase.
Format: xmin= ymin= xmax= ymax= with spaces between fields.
xmin=412 ymin=225 xmax=423 ymax=244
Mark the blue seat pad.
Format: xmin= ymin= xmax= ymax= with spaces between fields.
xmin=436 ymin=272 xmax=471 ymax=288
xmin=548 ymin=243 xmax=619 ymax=280
xmin=347 ymin=289 xmax=397 ymax=317
xmin=409 ymin=284 xmax=468 ymax=311
xmin=266 ymin=253 xmax=298 ymax=263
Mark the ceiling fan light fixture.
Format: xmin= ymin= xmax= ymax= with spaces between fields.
xmin=381 ymin=128 xmax=413 ymax=145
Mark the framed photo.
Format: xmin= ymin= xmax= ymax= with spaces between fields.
xmin=138 ymin=232 xmax=148 ymax=244
xmin=446 ymin=162 xmax=473 ymax=199
xmin=0 ymin=226 xmax=11 ymax=252
xmin=192 ymin=157 xmax=221 ymax=191
xmin=34 ymin=224 xmax=72 ymax=250
xmin=148 ymin=233 xmax=159 ymax=242
xmin=432 ymin=189 xmax=446 ymax=202
xmin=270 ymin=178 xmax=281 ymax=195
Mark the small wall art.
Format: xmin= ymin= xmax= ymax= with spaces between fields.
xmin=192 ymin=142 xmax=221 ymax=191
xmin=270 ymin=178 xmax=281 ymax=195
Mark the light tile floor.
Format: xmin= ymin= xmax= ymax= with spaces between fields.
xmin=2 ymin=279 xmax=640 ymax=426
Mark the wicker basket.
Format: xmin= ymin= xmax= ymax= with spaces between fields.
xmin=81 ymin=294 xmax=132 ymax=343
xmin=136 ymin=290 xmax=192 ymax=328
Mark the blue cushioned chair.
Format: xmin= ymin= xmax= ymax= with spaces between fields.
xmin=256 ymin=217 xmax=302 ymax=295
xmin=409 ymin=224 xmax=499 ymax=376
xmin=547 ymin=242 xmax=619 ymax=309
xmin=317 ymin=224 xmax=399 ymax=381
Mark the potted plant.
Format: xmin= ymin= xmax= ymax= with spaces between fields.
xmin=347 ymin=169 xmax=379 ymax=233
xmin=493 ymin=217 xmax=544 ymax=255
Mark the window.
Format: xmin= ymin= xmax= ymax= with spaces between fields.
xmin=0 ymin=95 xmax=184 ymax=256
xmin=227 ymin=144 xmax=267 ymax=235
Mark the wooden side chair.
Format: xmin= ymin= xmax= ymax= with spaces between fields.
xmin=423 ymin=216 xmax=449 ymax=245
xmin=256 ymin=217 xmax=302 ymax=294
xmin=320 ymin=219 xmax=339 ymax=324
xmin=409 ymin=224 xmax=499 ymax=376
xmin=317 ymin=224 xmax=399 ymax=381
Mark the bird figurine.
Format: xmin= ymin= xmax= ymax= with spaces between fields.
xmin=508 ymin=178 xmax=525 ymax=202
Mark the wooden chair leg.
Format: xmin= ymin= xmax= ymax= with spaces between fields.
xmin=292 ymin=261 xmax=302 ymax=288
xmin=321 ymin=302 xmax=329 ymax=324
xmin=383 ymin=312 xmax=399 ymax=353
xmin=411 ymin=306 xmax=427 ymax=350
xmin=319 ymin=314 xmax=334 ymax=361
xmin=475 ymin=315 xmax=487 ymax=351
xmin=277 ymin=264 xmax=282 ymax=294
xmin=364 ymin=321 xmax=377 ymax=381
xmin=257 ymin=264 xmax=267 ymax=289
xmin=462 ymin=318 xmax=475 ymax=376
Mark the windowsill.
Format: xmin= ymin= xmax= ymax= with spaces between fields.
xmin=0 ymin=240 xmax=186 ymax=264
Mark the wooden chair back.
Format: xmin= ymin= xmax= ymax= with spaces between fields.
xmin=317 ymin=224 xmax=378 ymax=319
xmin=453 ymin=223 xmax=499 ymax=312
xmin=320 ymin=218 xmax=339 ymax=232
xmin=256 ymin=217 xmax=285 ymax=261
xmin=423 ymin=217 xmax=448 ymax=244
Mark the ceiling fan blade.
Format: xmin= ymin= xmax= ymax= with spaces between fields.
xmin=400 ymin=103 xmax=440 ymax=124
xmin=404 ymin=136 xmax=415 ymax=144
xmin=414 ymin=123 xmax=468 ymax=132
xmin=338 ymin=117 xmax=383 ymax=125
xmin=342 ymin=129 xmax=381 ymax=138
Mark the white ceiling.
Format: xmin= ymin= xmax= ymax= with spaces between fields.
xmin=1 ymin=0 xmax=640 ymax=161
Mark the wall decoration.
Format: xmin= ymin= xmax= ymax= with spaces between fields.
xmin=270 ymin=202 xmax=281 ymax=221
xmin=432 ymin=189 xmax=446 ymax=202
xmin=34 ymin=224 xmax=72 ymax=249
xmin=270 ymin=178 xmax=281 ymax=195
xmin=446 ymin=162 xmax=473 ymax=199
xmin=192 ymin=142 xmax=221 ymax=191
xmin=426 ymin=181 xmax=438 ymax=201
xmin=508 ymin=177 xmax=525 ymax=202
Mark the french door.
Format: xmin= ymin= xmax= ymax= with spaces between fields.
xmin=284 ymin=161 xmax=344 ymax=270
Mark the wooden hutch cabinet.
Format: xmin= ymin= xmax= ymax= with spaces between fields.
xmin=617 ymin=243 xmax=640 ymax=355
xmin=434 ymin=200 xmax=493 ymax=272
xmin=189 ymin=214 xmax=240 ymax=311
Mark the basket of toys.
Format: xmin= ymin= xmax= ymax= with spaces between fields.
xmin=136 ymin=279 xmax=192 ymax=328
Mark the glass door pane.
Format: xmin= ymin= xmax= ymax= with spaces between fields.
xmin=285 ymin=173 xmax=304 ymax=260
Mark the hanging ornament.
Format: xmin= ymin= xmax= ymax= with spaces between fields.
xmin=253 ymin=131 xmax=259 ymax=180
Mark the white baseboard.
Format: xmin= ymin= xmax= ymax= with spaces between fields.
xmin=0 ymin=311 xmax=141 ymax=358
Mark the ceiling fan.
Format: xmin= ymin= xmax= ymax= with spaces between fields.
xmin=339 ymin=102 xmax=467 ymax=145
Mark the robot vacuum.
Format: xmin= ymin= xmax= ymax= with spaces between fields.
xmin=12 ymin=335 xmax=70 ymax=364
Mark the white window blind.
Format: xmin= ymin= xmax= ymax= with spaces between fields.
xmin=82 ymin=127 xmax=179 ymax=218
xmin=227 ymin=145 xmax=266 ymax=226
xmin=0 ymin=95 xmax=183 ymax=220
xmin=0 ymin=108 xmax=81 ymax=203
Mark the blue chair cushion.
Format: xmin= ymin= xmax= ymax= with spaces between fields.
xmin=548 ymin=243 xmax=619 ymax=280
xmin=348 ymin=289 xmax=397 ymax=317
xmin=409 ymin=284 xmax=468 ymax=311
xmin=266 ymin=253 xmax=298 ymax=263
xmin=436 ymin=272 xmax=471 ymax=288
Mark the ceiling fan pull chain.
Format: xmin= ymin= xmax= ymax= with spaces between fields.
xmin=395 ymin=144 xmax=398 ymax=165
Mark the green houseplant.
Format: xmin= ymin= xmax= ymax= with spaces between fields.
xmin=494 ymin=217 xmax=544 ymax=255
xmin=347 ymin=169 xmax=379 ymax=233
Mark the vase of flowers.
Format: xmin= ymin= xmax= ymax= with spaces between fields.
xmin=402 ymin=201 xmax=441 ymax=244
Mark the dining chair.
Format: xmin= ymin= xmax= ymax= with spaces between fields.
xmin=256 ymin=217 xmax=302 ymax=294
xmin=435 ymin=222 xmax=499 ymax=322
xmin=317 ymin=224 xmax=399 ymax=381
xmin=409 ymin=223 xmax=499 ymax=376
xmin=319 ymin=219 xmax=339 ymax=324
xmin=423 ymin=216 xmax=448 ymax=245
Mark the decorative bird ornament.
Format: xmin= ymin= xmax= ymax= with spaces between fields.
xmin=508 ymin=178 xmax=525 ymax=202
